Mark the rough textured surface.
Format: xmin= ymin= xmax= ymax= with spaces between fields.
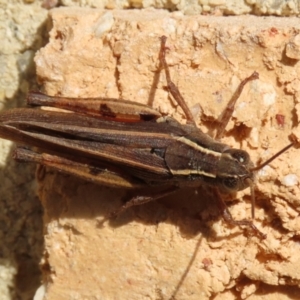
xmin=0 ymin=1 xmax=47 ymax=299
xmin=32 ymin=7 xmax=300 ymax=299
xmin=60 ymin=0 xmax=300 ymax=16
xmin=2 ymin=2 xmax=300 ymax=300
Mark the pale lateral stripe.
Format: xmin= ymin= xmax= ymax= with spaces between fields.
xmin=171 ymin=136 xmax=221 ymax=178
xmin=78 ymin=128 xmax=171 ymax=139
xmin=174 ymin=136 xmax=222 ymax=158
xmin=170 ymin=168 xmax=216 ymax=178
xmin=24 ymin=122 xmax=172 ymax=140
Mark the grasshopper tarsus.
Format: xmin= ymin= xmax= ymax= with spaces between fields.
xmin=214 ymin=189 xmax=266 ymax=239
xmin=222 ymin=208 xmax=267 ymax=239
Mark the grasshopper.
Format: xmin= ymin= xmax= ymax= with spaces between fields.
xmin=0 ymin=36 xmax=294 ymax=238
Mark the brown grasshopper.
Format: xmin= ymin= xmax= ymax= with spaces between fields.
xmin=0 ymin=36 xmax=294 ymax=238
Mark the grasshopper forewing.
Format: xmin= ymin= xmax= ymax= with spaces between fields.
xmin=0 ymin=36 xmax=295 ymax=238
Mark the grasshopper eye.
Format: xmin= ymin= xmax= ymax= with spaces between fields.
xmin=224 ymin=149 xmax=250 ymax=165
xmin=221 ymin=175 xmax=252 ymax=193
xmin=222 ymin=177 xmax=239 ymax=191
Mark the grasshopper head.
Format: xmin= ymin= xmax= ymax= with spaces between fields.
xmin=217 ymin=148 xmax=255 ymax=194
xmin=217 ymin=143 xmax=295 ymax=219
